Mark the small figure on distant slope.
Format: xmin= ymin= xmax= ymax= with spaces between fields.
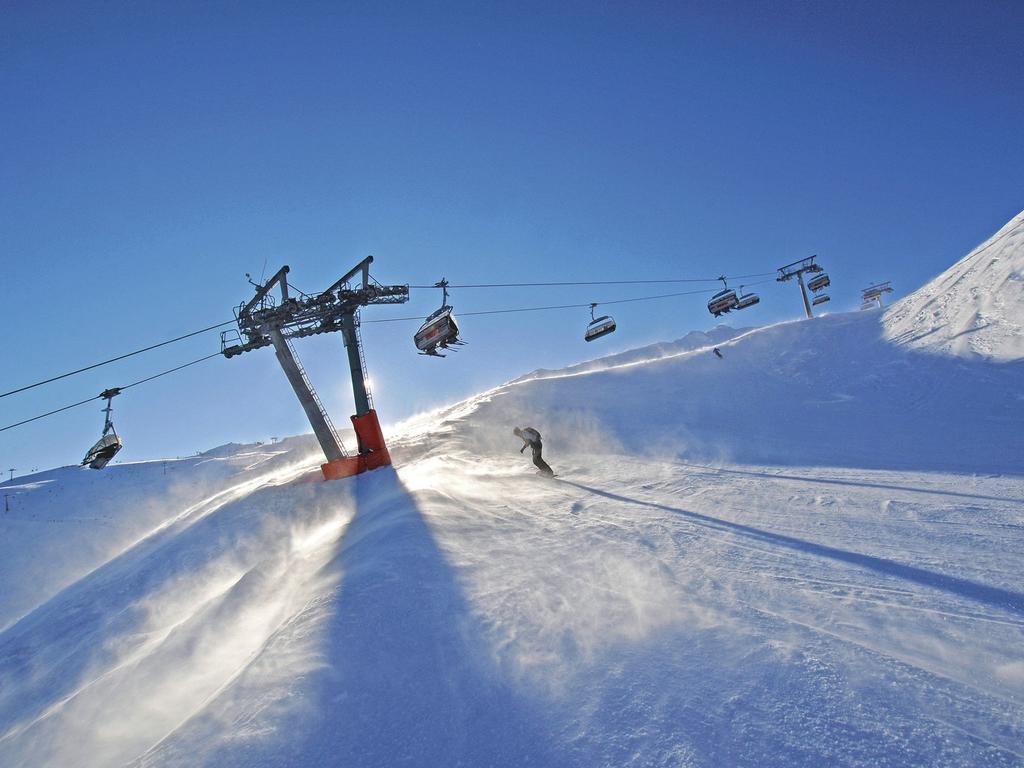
xmin=514 ymin=426 xmax=554 ymax=477
xmin=713 ymin=347 xmax=723 ymax=359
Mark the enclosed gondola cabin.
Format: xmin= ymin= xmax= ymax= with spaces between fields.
xmin=807 ymin=273 xmax=831 ymax=292
xmin=811 ymin=294 xmax=831 ymax=306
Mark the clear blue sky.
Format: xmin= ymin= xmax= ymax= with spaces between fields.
xmin=2 ymin=0 xmax=1022 ymax=474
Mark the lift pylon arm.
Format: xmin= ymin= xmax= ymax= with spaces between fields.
xmin=776 ymin=256 xmax=822 ymax=281
xmin=223 ymin=256 xmax=410 ymax=481
xmin=239 ymin=266 xmax=290 ymax=318
xmin=222 ymin=261 xmax=409 ymax=358
xmin=326 ymin=255 xmax=373 ymax=294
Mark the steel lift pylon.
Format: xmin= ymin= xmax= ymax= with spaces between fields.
xmin=861 ymin=281 xmax=894 ymax=309
xmin=223 ymin=256 xmax=409 ymax=480
xmin=777 ymin=256 xmax=827 ymax=319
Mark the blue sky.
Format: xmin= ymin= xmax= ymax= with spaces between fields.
xmin=2 ymin=0 xmax=1022 ymax=474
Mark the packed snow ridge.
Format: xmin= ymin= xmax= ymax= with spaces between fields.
xmin=884 ymin=209 xmax=1024 ymax=361
xmin=0 ymin=210 xmax=1022 ymax=767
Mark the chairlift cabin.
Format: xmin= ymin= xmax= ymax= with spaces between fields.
xmin=83 ymin=433 xmax=122 ymax=469
xmin=707 ymin=277 xmax=738 ymax=317
xmin=584 ymin=303 xmax=616 ymax=342
xmin=807 ymin=273 xmax=831 ymax=292
xmin=415 ymin=306 xmax=461 ymax=356
xmin=414 ymin=279 xmax=464 ymax=357
xmin=82 ymin=388 xmax=123 ymax=469
xmin=811 ymin=294 xmax=831 ymax=307
xmin=734 ymin=287 xmax=760 ymax=310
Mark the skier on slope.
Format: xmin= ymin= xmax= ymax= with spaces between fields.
xmin=712 ymin=347 xmax=723 ymax=359
xmin=513 ymin=426 xmax=554 ymax=477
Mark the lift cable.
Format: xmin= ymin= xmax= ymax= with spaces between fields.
xmin=0 ymin=321 xmax=236 ymax=401
xmin=0 ymin=274 xmax=774 ymax=399
xmin=1 ymin=274 xmax=779 ymax=400
xmin=1 ymin=277 xmax=779 ymax=430
xmin=407 ymin=273 xmax=776 ymax=289
xmin=366 ymin=279 xmax=777 ymax=324
xmin=0 ymin=395 xmax=102 ymax=434
xmin=120 ymin=351 xmax=223 ymax=392
xmin=0 ymin=352 xmax=222 ymax=434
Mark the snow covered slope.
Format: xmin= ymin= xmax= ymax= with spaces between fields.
xmin=1 ymin=227 xmax=1023 ymax=766
xmin=0 ymin=438 xmax=322 ymax=633
xmin=513 ymin=324 xmax=748 ymax=382
xmin=884 ymin=209 xmax=1024 ymax=361
xmin=426 ymin=309 xmax=1024 ymax=474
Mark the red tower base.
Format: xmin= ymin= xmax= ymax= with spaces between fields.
xmin=321 ymin=409 xmax=393 ymax=480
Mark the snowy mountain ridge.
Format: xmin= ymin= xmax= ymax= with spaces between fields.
xmin=884 ymin=208 xmax=1024 ymax=361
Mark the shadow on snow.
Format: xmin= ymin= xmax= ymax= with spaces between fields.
xmin=193 ymin=467 xmax=565 ymax=766
xmin=561 ymin=480 xmax=1024 ymax=617
xmin=677 ymin=463 xmax=1024 ymax=506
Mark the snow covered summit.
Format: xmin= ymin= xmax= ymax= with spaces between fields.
xmin=884 ymin=208 xmax=1024 ymax=361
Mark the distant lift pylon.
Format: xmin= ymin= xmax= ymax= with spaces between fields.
xmin=861 ymin=281 xmax=893 ymax=309
xmin=222 ymin=256 xmax=409 ymax=481
xmin=776 ymin=256 xmax=827 ymax=319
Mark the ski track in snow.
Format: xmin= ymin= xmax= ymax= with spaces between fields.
xmin=1 ymin=212 xmax=1024 ymax=766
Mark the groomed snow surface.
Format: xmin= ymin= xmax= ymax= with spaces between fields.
xmin=1 ymin=213 xmax=1023 ymax=767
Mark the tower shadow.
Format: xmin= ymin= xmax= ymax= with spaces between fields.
xmin=561 ymin=480 xmax=1024 ymax=617
xmin=209 ymin=467 xmax=565 ymax=766
xmin=676 ymin=462 xmax=1024 ymax=505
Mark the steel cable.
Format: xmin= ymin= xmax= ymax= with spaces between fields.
xmin=0 ymin=321 xmax=235 ymax=400
xmin=0 ymin=352 xmax=222 ymax=433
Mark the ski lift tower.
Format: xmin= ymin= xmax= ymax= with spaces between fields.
xmin=222 ymin=256 xmax=409 ymax=481
xmin=861 ymin=281 xmax=894 ymax=309
xmin=777 ymin=255 xmax=825 ymax=319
